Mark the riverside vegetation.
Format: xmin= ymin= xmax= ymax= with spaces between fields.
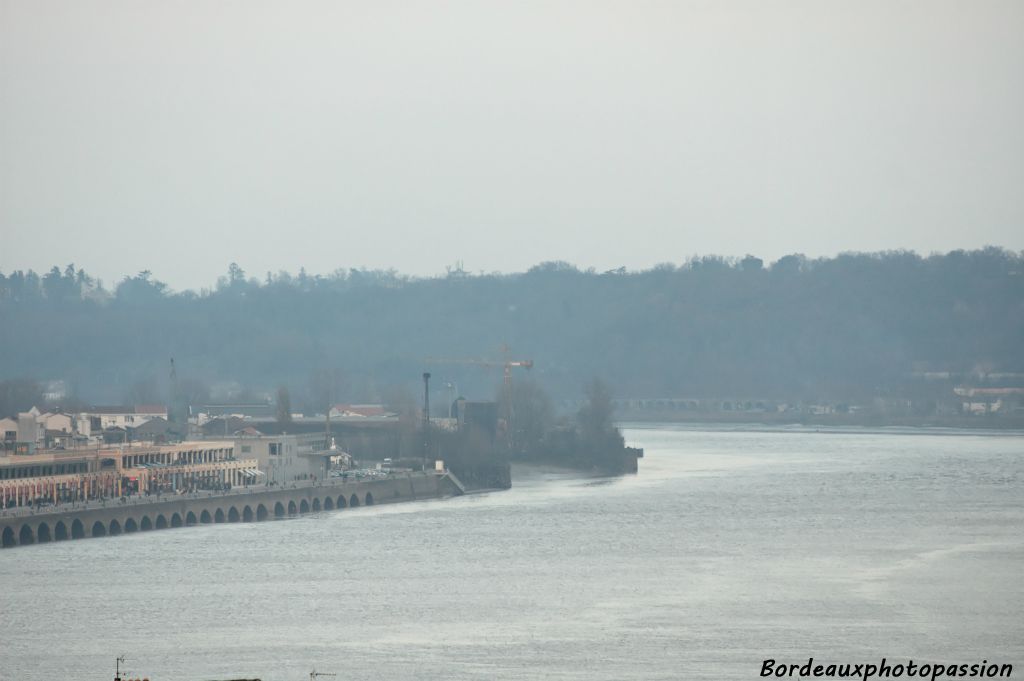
xmin=1 ymin=248 xmax=1022 ymax=414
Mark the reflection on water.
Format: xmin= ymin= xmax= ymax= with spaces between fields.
xmin=1 ymin=426 xmax=1022 ymax=680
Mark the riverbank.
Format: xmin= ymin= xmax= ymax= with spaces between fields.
xmin=617 ymin=410 xmax=1024 ymax=430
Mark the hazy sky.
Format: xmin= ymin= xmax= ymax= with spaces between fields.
xmin=2 ymin=1 xmax=1022 ymax=291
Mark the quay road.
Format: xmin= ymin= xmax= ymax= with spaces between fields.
xmin=0 ymin=470 xmax=465 ymax=548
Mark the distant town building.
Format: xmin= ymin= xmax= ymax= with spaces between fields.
xmin=329 ymin=404 xmax=395 ymax=419
xmin=77 ymin=405 xmax=168 ymax=434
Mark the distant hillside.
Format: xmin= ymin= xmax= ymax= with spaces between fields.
xmin=1 ymin=248 xmax=1022 ymax=408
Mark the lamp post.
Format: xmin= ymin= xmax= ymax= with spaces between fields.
xmin=422 ymin=372 xmax=431 ymax=470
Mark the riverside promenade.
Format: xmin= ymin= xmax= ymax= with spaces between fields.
xmin=0 ymin=470 xmax=464 ymax=548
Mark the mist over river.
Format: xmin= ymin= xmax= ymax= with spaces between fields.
xmin=1 ymin=425 xmax=1022 ymax=681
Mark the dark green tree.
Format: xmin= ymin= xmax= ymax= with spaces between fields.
xmin=276 ymin=386 xmax=293 ymax=424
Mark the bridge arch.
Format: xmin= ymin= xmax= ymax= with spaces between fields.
xmin=365 ymin=492 xmax=374 ymax=506
xmin=312 ymin=498 xmax=321 ymax=512
xmin=257 ymin=504 xmax=268 ymax=521
xmin=124 ymin=518 xmax=138 ymax=533
xmin=200 ymin=510 xmax=212 ymax=524
xmin=288 ymin=500 xmax=297 ymax=515
xmin=300 ymin=499 xmax=310 ymax=514
xmin=337 ymin=495 xmax=347 ymax=509
xmin=243 ymin=506 xmax=254 ymax=522
xmin=37 ymin=522 xmax=52 ymax=543
xmin=228 ymin=507 xmax=240 ymax=522
xmin=323 ymin=496 xmax=334 ymax=511
xmin=155 ymin=515 xmax=168 ymax=529
xmin=186 ymin=511 xmax=197 ymax=526
xmin=91 ymin=521 xmax=106 ymax=538
xmin=19 ymin=524 xmax=35 ymax=545
xmin=72 ymin=519 xmax=85 ymax=539
xmin=274 ymin=502 xmax=285 ymax=518
xmin=215 ymin=508 xmax=225 ymax=523
xmin=55 ymin=521 xmax=69 ymax=541
xmin=170 ymin=513 xmax=182 ymax=528
xmin=2 ymin=526 xmax=15 ymax=547
xmin=349 ymin=494 xmax=360 ymax=508
xmin=140 ymin=516 xmax=153 ymax=531
xmin=109 ymin=519 xmax=122 ymax=536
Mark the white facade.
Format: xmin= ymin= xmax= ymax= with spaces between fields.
xmin=17 ymin=409 xmax=42 ymax=443
xmin=232 ymin=432 xmax=330 ymax=484
xmin=79 ymin=407 xmax=168 ymax=431
xmin=0 ymin=418 xmax=16 ymax=441
xmin=38 ymin=412 xmax=73 ymax=433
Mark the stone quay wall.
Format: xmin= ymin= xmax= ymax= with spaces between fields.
xmin=1 ymin=471 xmax=459 ymax=548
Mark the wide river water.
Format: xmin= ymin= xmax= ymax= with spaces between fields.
xmin=1 ymin=425 xmax=1022 ymax=680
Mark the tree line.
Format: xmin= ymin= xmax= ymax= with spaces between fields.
xmin=1 ymin=248 xmax=1021 ymax=411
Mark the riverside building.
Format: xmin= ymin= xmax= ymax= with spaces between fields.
xmin=0 ymin=441 xmax=259 ymax=509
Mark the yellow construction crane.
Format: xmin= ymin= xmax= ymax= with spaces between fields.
xmin=425 ymin=356 xmax=533 ymax=386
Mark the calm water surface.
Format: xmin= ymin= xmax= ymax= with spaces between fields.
xmin=1 ymin=425 xmax=1022 ymax=680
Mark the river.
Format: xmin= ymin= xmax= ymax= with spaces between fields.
xmin=1 ymin=425 xmax=1022 ymax=680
